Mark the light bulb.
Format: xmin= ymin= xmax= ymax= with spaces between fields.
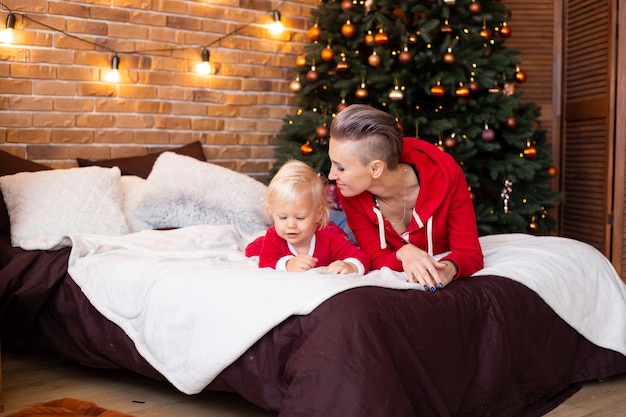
xmin=105 ymin=54 xmax=120 ymax=83
xmin=1 ymin=14 xmax=16 ymax=44
xmin=269 ymin=10 xmax=283 ymax=35
xmin=196 ymin=48 xmax=214 ymax=75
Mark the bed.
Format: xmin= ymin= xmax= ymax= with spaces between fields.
xmin=1 ymin=144 xmax=626 ymax=417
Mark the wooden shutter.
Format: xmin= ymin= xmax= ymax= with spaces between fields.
xmin=561 ymin=0 xmax=616 ymax=254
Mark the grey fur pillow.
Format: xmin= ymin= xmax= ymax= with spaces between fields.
xmin=135 ymin=152 xmax=268 ymax=235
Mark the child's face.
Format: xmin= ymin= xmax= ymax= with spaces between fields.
xmin=271 ymin=192 xmax=323 ymax=250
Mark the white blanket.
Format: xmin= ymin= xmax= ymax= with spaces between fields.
xmin=65 ymin=227 xmax=626 ymax=395
xmin=473 ymin=233 xmax=626 ymax=358
xmin=66 ymin=225 xmax=415 ymax=394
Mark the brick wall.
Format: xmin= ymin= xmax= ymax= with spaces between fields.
xmin=0 ymin=0 xmax=317 ymax=179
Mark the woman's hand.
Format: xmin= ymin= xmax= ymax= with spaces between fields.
xmin=396 ymin=244 xmax=456 ymax=291
xmin=325 ymin=260 xmax=359 ymax=275
xmin=286 ymin=255 xmax=318 ymax=272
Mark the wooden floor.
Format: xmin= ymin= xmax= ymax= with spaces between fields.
xmin=1 ymin=347 xmax=625 ymax=416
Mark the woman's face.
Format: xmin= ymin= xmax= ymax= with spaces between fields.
xmin=328 ymin=138 xmax=373 ymax=197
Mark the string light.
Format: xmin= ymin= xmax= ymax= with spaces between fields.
xmin=269 ymin=10 xmax=284 ymax=35
xmin=0 ymin=0 xmax=288 ymax=78
xmin=1 ymin=13 xmax=15 ymax=44
xmin=196 ymin=47 xmax=214 ymax=75
xmin=104 ymin=54 xmax=120 ymax=83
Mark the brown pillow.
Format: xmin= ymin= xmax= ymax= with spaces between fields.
xmin=77 ymin=141 xmax=206 ymax=179
xmin=0 ymin=149 xmax=52 ymax=235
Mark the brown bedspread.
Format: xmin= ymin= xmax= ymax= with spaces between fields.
xmin=1 ymin=232 xmax=625 ymax=417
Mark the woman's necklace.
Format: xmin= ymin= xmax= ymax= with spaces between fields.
xmin=388 ymin=167 xmax=408 ymax=225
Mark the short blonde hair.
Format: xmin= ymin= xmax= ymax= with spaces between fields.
xmin=264 ymin=160 xmax=330 ymax=227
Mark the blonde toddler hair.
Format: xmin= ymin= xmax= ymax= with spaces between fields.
xmin=264 ymin=160 xmax=330 ymax=227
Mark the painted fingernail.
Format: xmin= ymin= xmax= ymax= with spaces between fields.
xmin=424 ymin=285 xmax=429 ymax=291
xmin=430 ymin=287 xmax=436 ymax=293
xmin=438 ymin=282 xmax=443 ymax=288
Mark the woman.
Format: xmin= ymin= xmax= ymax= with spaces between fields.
xmin=328 ymin=104 xmax=483 ymax=290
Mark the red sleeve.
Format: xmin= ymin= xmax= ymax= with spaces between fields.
xmin=439 ymin=169 xmax=484 ymax=278
xmin=257 ymin=227 xmax=290 ymax=269
xmin=324 ymin=223 xmax=370 ymax=273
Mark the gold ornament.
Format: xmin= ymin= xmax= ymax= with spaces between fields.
xmin=355 ymin=84 xmax=368 ymax=99
xmin=289 ymin=77 xmax=302 ymax=93
xmin=430 ymin=80 xmax=445 ymax=97
xmin=300 ymin=142 xmax=314 ymax=155
xmin=342 ymin=20 xmax=356 ymax=38
xmin=368 ymin=51 xmax=381 ymax=67
xmin=296 ymin=55 xmax=307 ymax=67
xmin=455 ymin=83 xmax=470 ymax=97
xmin=389 ymin=85 xmax=404 ymax=101
xmin=321 ymin=46 xmax=335 ymax=62
xmin=307 ymin=24 xmax=321 ymax=41
xmin=443 ymin=47 xmax=456 ymax=64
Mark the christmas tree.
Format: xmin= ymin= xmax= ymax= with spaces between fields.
xmin=274 ymin=0 xmax=562 ymax=235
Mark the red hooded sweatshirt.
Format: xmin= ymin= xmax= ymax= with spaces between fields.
xmin=339 ymin=137 xmax=484 ymax=278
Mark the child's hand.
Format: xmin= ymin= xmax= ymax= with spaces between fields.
xmin=286 ymin=255 xmax=317 ymax=272
xmin=325 ymin=260 xmax=358 ymax=275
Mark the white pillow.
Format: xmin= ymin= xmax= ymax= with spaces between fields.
xmin=121 ymin=175 xmax=152 ymax=233
xmin=0 ymin=166 xmax=130 ymax=248
xmin=134 ymin=152 xmax=269 ymax=235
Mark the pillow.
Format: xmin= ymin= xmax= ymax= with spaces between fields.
xmin=0 ymin=149 xmax=51 ymax=236
xmin=121 ymin=175 xmax=152 ymax=233
xmin=77 ymin=141 xmax=206 ymax=179
xmin=134 ymin=152 xmax=269 ymax=235
xmin=0 ymin=166 xmax=130 ymax=248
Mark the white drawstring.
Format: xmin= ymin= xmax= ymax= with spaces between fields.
xmin=372 ymin=206 xmax=387 ymax=249
xmin=426 ymin=217 xmax=433 ymax=256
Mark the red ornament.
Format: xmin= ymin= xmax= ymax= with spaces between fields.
xmin=374 ymin=30 xmax=389 ymax=45
xmin=523 ymin=142 xmax=537 ymax=159
xmin=341 ymin=0 xmax=353 ymax=10
xmin=316 ymin=125 xmax=329 ymax=138
xmin=300 ymin=142 xmax=314 ymax=155
xmin=306 ymin=67 xmax=319 ymax=82
xmin=430 ymin=81 xmax=445 ymax=97
xmin=506 ymin=116 xmax=517 ymax=129
xmin=444 ymin=134 xmax=457 ymax=149
xmin=499 ymin=22 xmax=512 ymax=38
xmin=468 ymin=78 xmax=480 ymax=93
xmin=337 ymin=99 xmax=347 ymax=112
xmin=440 ymin=20 xmax=454 ymax=34
xmin=336 ymin=58 xmax=350 ymax=72
xmin=468 ymin=0 xmax=482 ymax=14
xmin=398 ymin=48 xmax=412 ymax=64
xmin=548 ymin=165 xmax=558 ymax=176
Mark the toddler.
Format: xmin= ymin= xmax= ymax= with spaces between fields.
xmin=246 ymin=160 xmax=369 ymax=275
